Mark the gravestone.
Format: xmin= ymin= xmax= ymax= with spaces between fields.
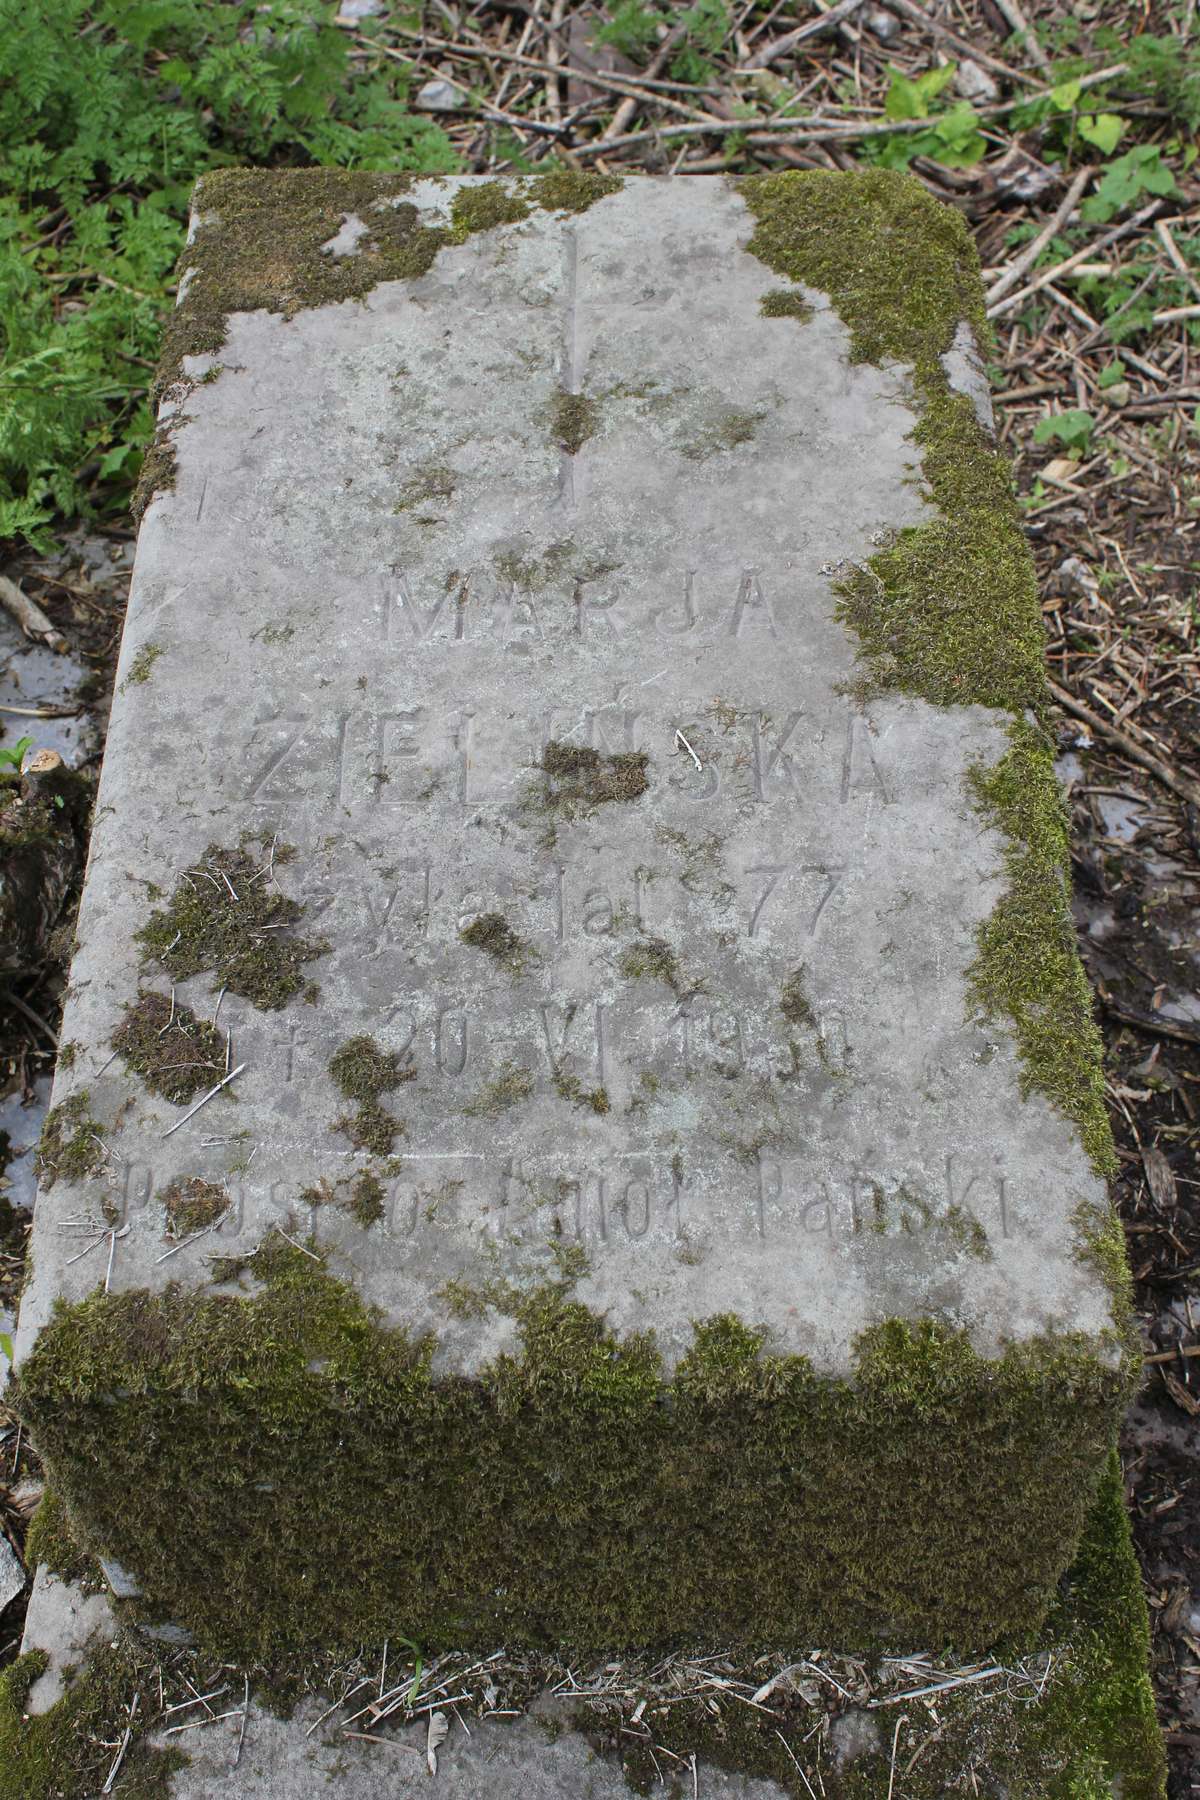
xmin=14 ymin=170 xmax=1135 ymax=1663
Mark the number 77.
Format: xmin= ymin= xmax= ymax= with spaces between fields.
xmin=745 ymin=864 xmax=844 ymax=938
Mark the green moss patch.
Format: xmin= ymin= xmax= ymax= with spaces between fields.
xmin=137 ymin=841 xmax=327 ymax=1011
xmin=741 ymin=169 xmax=1042 ymax=714
xmin=158 ymin=168 xmax=621 ymax=403
xmin=460 ymin=911 xmax=527 ymax=972
xmin=549 ymin=389 xmax=598 ymax=454
xmin=759 ymin=288 xmax=815 ymax=323
xmin=619 ymin=937 xmax=682 ymax=996
xmin=0 ymin=1645 xmax=185 ymax=1800
xmin=35 ymin=1093 xmax=105 ymax=1191
xmin=303 ymin=1170 xmax=386 ymax=1229
xmin=586 ymin=1450 xmax=1164 ymax=1798
xmin=539 ymin=741 xmax=650 ymax=816
xmin=450 ymin=178 xmax=530 ymax=235
xmin=528 ymin=169 xmax=623 ymax=214
xmin=328 ymin=1035 xmax=412 ymax=1156
xmin=119 ymin=641 xmax=163 ymax=688
xmin=779 ymin=967 xmax=816 ymax=1029
xmin=466 ymin=1062 xmax=535 ymax=1117
xmin=968 ymin=721 xmax=1116 ymax=1178
xmin=161 ymin=1177 xmax=229 ymax=1238
xmin=552 ymin=1069 xmax=611 ymax=1115
xmin=13 ymin=1242 xmax=1133 ymax=1665
xmin=111 ymin=990 xmax=224 ymax=1105
xmin=24 ymin=1487 xmax=101 ymax=1591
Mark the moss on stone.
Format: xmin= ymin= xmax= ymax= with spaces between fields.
xmin=157 ymin=169 xmax=619 ymax=406
xmin=539 ymin=741 xmax=650 ymax=816
xmin=759 ymin=288 xmax=814 ymax=323
xmin=741 ymin=168 xmax=1114 ymax=1205
xmin=460 ymin=911 xmax=527 ymax=972
xmin=130 ymin=433 xmax=177 ymax=524
xmin=120 ymin=642 xmax=163 ymax=689
xmin=393 ymin=462 xmax=456 ymax=513
xmin=680 ymin=406 xmax=764 ymax=461
xmin=594 ymin=1449 xmax=1164 ymax=1797
xmin=618 ymin=937 xmax=681 ymax=995
xmin=161 ymin=1177 xmax=229 ymax=1238
xmin=328 ymin=1036 xmax=412 ymax=1157
xmin=35 ymin=1093 xmax=105 ymax=1191
xmin=450 ymin=178 xmax=531 ymax=237
xmin=12 ymin=1240 xmax=1133 ymax=1665
xmin=741 ymin=169 xmax=1041 ymax=714
xmin=0 ymin=1643 xmax=186 ymax=1800
xmin=24 ymin=1487 xmax=100 ymax=1590
xmin=111 ymin=990 xmax=224 ymax=1105
xmin=137 ymin=841 xmax=327 ymax=1011
xmin=466 ymin=1062 xmax=535 ymax=1117
xmin=967 ymin=721 xmax=1115 ymax=1179
xmin=529 ymin=169 xmax=623 ymax=214
xmin=552 ymin=1069 xmax=611 ymax=1115
xmin=549 ymin=389 xmax=598 ymax=454
xmin=303 ymin=1171 xmax=387 ymax=1230
xmin=779 ymin=967 xmax=816 ymax=1029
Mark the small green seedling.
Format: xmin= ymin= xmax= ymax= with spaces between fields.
xmin=0 ymin=737 xmax=33 ymax=775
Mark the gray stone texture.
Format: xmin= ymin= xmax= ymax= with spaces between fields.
xmin=16 ymin=176 xmax=1116 ymax=1387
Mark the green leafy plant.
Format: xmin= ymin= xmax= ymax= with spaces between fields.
xmin=1033 ymin=409 xmax=1096 ymax=456
xmin=0 ymin=736 xmax=33 ymax=775
xmin=1081 ymin=143 xmax=1180 ymax=223
xmin=0 ymin=0 xmax=461 ymax=551
xmin=597 ymin=0 xmax=730 ymax=82
xmin=865 ymin=64 xmax=986 ymax=170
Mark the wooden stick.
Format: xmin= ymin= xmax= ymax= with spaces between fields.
xmin=991 ymin=0 xmax=1051 ymax=72
xmin=985 ymin=168 xmax=1092 ymax=307
xmin=0 ymin=576 xmax=68 ymax=654
xmin=743 ymin=0 xmax=867 ymax=69
xmin=1047 ymin=680 xmax=1200 ymax=812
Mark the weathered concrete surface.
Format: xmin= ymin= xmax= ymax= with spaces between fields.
xmin=16 ymin=176 xmax=1115 ymax=1376
xmin=160 ymin=1698 xmax=790 ymax=1800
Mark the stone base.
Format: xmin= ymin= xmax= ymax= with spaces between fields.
xmin=7 ymin=1457 xmax=1165 ymax=1798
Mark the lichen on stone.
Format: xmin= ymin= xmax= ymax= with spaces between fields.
xmin=137 ymin=840 xmax=327 ymax=1011
xmin=111 ymin=989 xmax=224 ymax=1105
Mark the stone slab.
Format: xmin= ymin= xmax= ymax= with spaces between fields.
xmin=11 ymin=172 xmax=1129 ymax=1657
xmin=17 ymin=174 xmax=1113 ymax=1373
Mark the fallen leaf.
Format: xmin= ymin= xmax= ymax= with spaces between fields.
xmin=1142 ymin=1146 xmax=1177 ymax=1209
xmin=427 ymin=1709 xmax=448 ymax=1776
xmin=1162 ymin=1370 xmax=1199 ymax=1417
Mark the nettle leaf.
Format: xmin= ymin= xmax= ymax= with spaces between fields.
xmin=931 ymin=102 xmax=986 ymax=166
xmin=1078 ymin=112 xmax=1125 ymax=154
xmin=1081 ymin=145 xmax=1180 ymax=222
xmin=1050 ymin=78 xmax=1082 ymax=111
xmin=884 ymin=61 xmax=956 ymax=121
xmin=1033 ymin=409 xmax=1095 ymax=452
